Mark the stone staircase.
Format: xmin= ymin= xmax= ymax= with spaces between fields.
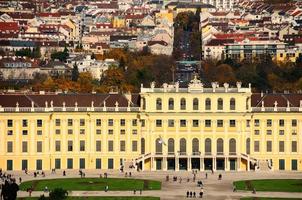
xmin=257 ymin=159 xmax=271 ymax=171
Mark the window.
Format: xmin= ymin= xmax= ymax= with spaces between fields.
xmin=79 ymin=158 xmax=85 ymax=169
xmin=156 ymin=120 xmax=162 ymax=127
xmin=7 ymin=141 xmax=13 ymax=153
xmin=37 ymin=141 xmax=42 ymax=153
xmin=180 ymin=98 xmax=186 ymax=110
xmin=22 ymin=160 xmax=28 ymax=170
xmin=108 ymin=119 xmax=113 ymax=126
xmin=22 ymin=141 xmax=28 ymax=153
xmin=292 ymin=159 xmax=297 ymax=171
xmin=7 ymin=160 xmax=13 ymax=171
xmin=205 ymin=120 xmax=211 ymax=127
xmin=7 ymin=120 xmax=13 ymax=127
xmin=279 ymin=130 xmax=284 ymax=135
xmin=279 ymin=119 xmax=284 ymax=127
xmin=156 ymin=98 xmax=162 ymax=110
xmin=96 ymin=119 xmax=101 ymax=126
xmin=180 ymin=120 xmax=186 ymax=127
xmin=205 ymin=98 xmax=211 ymax=110
xmin=108 ymin=158 xmax=114 ymax=169
xmin=217 ymin=120 xmax=223 ymax=127
xmin=7 ymin=130 xmax=13 ymax=135
xmin=96 ymin=141 xmax=101 ymax=152
xmin=80 ymin=140 xmax=85 ymax=151
xmin=246 ymin=120 xmax=250 ymax=127
xmin=22 ymin=130 xmax=28 ymax=135
xmin=291 ymin=141 xmax=297 ymax=152
xmin=267 ymin=130 xmax=272 ymax=135
xmin=96 ymin=129 xmax=101 ymax=135
xmin=132 ymin=119 xmax=137 ymax=126
xmin=217 ymin=98 xmax=223 ymax=110
xmin=120 ymin=119 xmax=125 ymax=126
xmin=96 ymin=159 xmax=102 ymax=169
xmin=229 ymin=120 xmax=236 ymax=127
xmin=55 ymin=141 xmax=61 ymax=152
xmin=55 ymin=129 xmax=61 ymax=135
xmin=22 ymin=120 xmax=28 ymax=127
xmin=120 ymin=129 xmax=125 ymax=135
xmin=266 ymin=141 xmax=272 ymax=152
xmin=68 ymin=141 xmax=73 ymax=151
xmin=37 ymin=130 xmax=42 ymax=135
xmin=108 ymin=129 xmax=113 ymax=134
xmin=55 ymin=159 xmax=61 ymax=169
xmin=279 ymin=141 xmax=284 ymax=152
xmin=37 ymin=119 xmax=42 ymax=127
xmin=254 ymin=119 xmax=260 ymax=127
xmin=267 ymin=119 xmax=272 ymax=127
xmin=120 ymin=140 xmax=125 ymax=151
xmin=168 ymin=98 xmax=174 ymax=110
xmin=168 ymin=119 xmax=174 ymax=127
xmin=230 ymin=98 xmax=235 ymax=110
xmin=68 ymin=129 xmax=73 ymax=135
xmin=132 ymin=141 xmax=138 ymax=152
xmin=80 ymin=119 xmax=85 ymax=126
xmin=132 ymin=129 xmax=137 ymax=135
xmin=55 ymin=119 xmax=61 ymax=126
xmin=193 ymin=120 xmax=199 ymax=127
xmin=36 ymin=159 xmax=42 ymax=170
xmin=193 ymin=98 xmax=199 ymax=110
xmin=279 ymin=159 xmax=285 ymax=170
xmin=68 ymin=119 xmax=73 ymax=126
xmin=80 ymin=129 xmax=85 ymax=134
xmin=254 ymin=141 xmax=260 ymax=152
xmin=108 ymin=140 xmax=114 ymax=152
xmin=254 ymin=130 xmax=260 ymax=135
xmin=141 ymin=120 xmax=145 ymax=127
xmin=292 ymin=119 xmax=297 ymax=127
xmin=67 ymin=158 xmax=73 ymax=169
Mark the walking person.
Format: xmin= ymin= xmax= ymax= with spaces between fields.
xmin=186 ymin=191 xmax=189 ymax=198
xmin=200 ymin=188 xmax=204 ymax=198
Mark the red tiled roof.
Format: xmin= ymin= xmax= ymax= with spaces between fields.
xmin=0 ymin=93 xmax=140 ymax=108
xmin=251 ymin=93 xmax=302 ymax=107
xmin=38 ymin=13 xmax=61 ymax=18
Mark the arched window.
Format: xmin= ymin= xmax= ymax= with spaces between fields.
xmin=230 ymin=98 xmax=235 ymax=110
xmin=141 ymin=138 xmax=145 ymax=155
xmin=229 ymin=138 xmax=236 ymax=155
xmin=155 ymin=138 xmax=162 ymax=154
xmin=193 ymin=98 xmax=199 ymax=110
xmin=168 ymin=98 xmax=174 ymax=110
xmin=180 ymin=98 xmax=186 ymax=110
xmin=217 ymin=138 xmax=224 ymax=155
xmin=217 ymin=98 xmax=223 ymax=110
xmin=205 ymin=138 xmax=212 ymax=155
xmin=179 ymin=138 xmax=186 ymax=154
xmin=246 ymin=138 xmax=250 ymax=155
xmin=156 ymin=98 xmax=162 ymax=110
xmin=168 ymin=138 xmax=174 ymax=154
xmin=205 ymin=98 xmax=211 ymax=110
xmin=141 ymin=97 xmax=146 ymax=110
xmin=192 ymin=138 xmax=199 ymax=154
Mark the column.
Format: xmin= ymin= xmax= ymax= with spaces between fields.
xmin=175 ymin=157 xmax=179 ymax=171
xmin=247 ymin=158 xmax=250 ymax=171
xmin=151 ymin=157 xmax=154 ymax=171
xmin=200 ymin=158 xmax=204 ymax=171
xmin=142 ymin=159 xmax=145 ymax=171
xmin=213 ymin=157 xmax=216 ymax=171
xmin=163 ymin=157 xmax=167 ymax=171
xmin=237 ymin=157 xmax=241 ymax=171
xmin=188 ymin=157 xmax=191 ymax=171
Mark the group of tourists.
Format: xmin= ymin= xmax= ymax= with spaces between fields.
xmin=0 ymin=179 xmax=19 ymax=200
xmin=186 ymin=190 xmax=204 ymax=198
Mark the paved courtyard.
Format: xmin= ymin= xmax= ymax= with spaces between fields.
xmin=8 ymin=170 xmax=302 ymax=200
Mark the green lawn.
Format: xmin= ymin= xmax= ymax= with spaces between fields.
xmin=18 ymin=197 xmax=160 ymax=200
xmin=19 ymin=178 xmax=161 ymax=191
xmin=234 ymin=179 xmax=302 ymax=192
xmin=241 ymin=198 xmax=302 ymax=200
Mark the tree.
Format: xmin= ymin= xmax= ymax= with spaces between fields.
xmin=32 ymin=46 xmax=41 ymax=58
xmin=49 ymin=188 xmax=68 ymax=200
xmin=71 ymin=63 xmax=79 ymax=82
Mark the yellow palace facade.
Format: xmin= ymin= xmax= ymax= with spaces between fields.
xmin=0 ymin=77 xmax=302 ymax=171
